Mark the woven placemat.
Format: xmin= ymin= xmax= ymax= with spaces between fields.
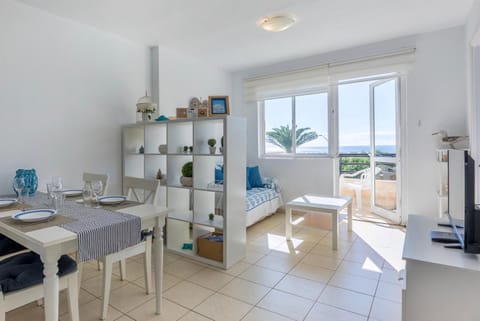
xmin=0 ymin=202 xmax=32 ymax=213
xmin=0 ymin=214 xmax=77 ymax=233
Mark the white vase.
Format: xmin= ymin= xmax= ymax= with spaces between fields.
xmin=142 ymin=113 xmax=153 ymax=121
xmin=209 ymin=146 xmax=216 ymax=155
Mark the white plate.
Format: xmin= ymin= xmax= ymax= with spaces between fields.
xmin=0 ymin=198 xmax=17 ymax=208
xmin=12 ymin=209 xmax=57 ymax=223
xmin=63 ymin=189 xmax=83 ymax=197
xmin=97 ymin=195 xmax=127 ymax=205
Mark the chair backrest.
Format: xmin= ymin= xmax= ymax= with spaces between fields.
xmin=359 ymin=167 xmax=382 ymax=187
xmin=124 ymin=176 xmax=160 ymax=205
xmin=83 ymin=172 xmax=110 ymax=195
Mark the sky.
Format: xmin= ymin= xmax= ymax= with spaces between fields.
xmin=264 ymin=78 xmax=397 ymax=154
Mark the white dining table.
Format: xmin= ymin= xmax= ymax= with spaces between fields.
xmin=0 ymin=203 xmax=171 ymax=321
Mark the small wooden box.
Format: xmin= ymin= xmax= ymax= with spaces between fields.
xmin=176 ymin=107 xmax=187 ymax=118
xmin=197 ymin=232 xmax=223 ymax=262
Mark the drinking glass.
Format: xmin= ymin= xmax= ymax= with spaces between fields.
xmin=52 ymin=176 xmax=63 ymax=192
xmin=46 ymin=183 xmax=54 ymax=199
xmin=13 ymin=177 xmax=25 ymax=203
xmin=82 ymin=183 xmax=93 ymax=208
xmin=91 ymin=181 xmax=103 ymax=208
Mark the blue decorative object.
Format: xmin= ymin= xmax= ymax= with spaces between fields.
xmin=182 ymin=243 xmax=193 ymax=250
xmin=13 ymin=169 xmax=38 ymax=196
xmin=246 ymin=168 xmax=252 ymax=190
xmin=248 ymin=166 xmax=264 ymax=188
xmin=215 ymin=164 xmax=224 ymax=184
xmin=155 ymin=115 xmax=169 ymax=121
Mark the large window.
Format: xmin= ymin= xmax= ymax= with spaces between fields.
xmin=261 ymin=92 xmax=329 ymax=157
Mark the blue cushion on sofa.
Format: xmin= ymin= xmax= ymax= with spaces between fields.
xmin=248 ymin=166 xmax=264 ymax=188
xmin=0 ymin=252 xmax=77 ymax=294
xmin=246 ymin=168 xmax=252 ymax=190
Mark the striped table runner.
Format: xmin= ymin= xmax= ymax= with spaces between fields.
xmin=27 ymin=193 xmax=141 ymax=262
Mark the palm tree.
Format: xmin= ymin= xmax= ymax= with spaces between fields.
xmin=266 ymin=125 xmax=320 ymax=153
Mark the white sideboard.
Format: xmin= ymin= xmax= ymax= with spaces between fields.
xmin=402 ymin=214 xmax=480 ymax=321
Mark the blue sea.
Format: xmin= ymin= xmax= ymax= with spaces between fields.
xmin=298 ymin=145 xmax=396 ymax=154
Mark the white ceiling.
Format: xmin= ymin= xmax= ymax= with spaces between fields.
xmin=16 ymin=0 xmax=474 ymax=71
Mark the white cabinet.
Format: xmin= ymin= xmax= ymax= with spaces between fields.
xmin=122 ymin=116 xmax=246 ymax=269
xmin=402 ymin=215 xmax=480 ymax=321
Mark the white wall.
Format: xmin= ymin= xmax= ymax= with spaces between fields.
xmin=232 ymin=27 xmax=467 ymax=218
xmin=154 ymin=46 xmax=232 ymax=117
xmin=0 ymin=0 xmax=149 ymax=194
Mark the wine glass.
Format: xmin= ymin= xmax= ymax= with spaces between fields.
xmin=91 ymin=181 xmax=103 ymax=208
xmin=13 ymin=177 xmax=25 ymax=203
xmin=51 ymin=176 xmax=63 ymax=192
xmin=82 ymin=182 xmax=93 ymax=208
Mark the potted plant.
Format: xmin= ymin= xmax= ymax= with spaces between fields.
xmin=219 ymin=136 xmax=224 ymax=154
xmin=208 ymin=138 xmax=216 ymax=155
xmin=183 ymin=145 xmax=188 ymax=153
xmin=180 ymin=161 xmax=193 ymax=187
xmin=208 ymin=213 xmax=214 ymax=221
xmin=189 ymin=146 xmax=193 ymax=153
xmin=136 ymin=92 xmax=157 ymax=121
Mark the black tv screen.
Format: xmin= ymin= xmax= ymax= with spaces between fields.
xmin=464 ymin=151 xmax=480 ymax=253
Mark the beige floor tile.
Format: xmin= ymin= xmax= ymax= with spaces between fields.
xmin=274 ymin=275 xmax=325 ymax=300
xmin=379 ymin=268 xmax=402 ymax=284
xmin=273 ymin=239 xmax=317 ymax=254
xmin=81 ymin=274 xmax=127 ymax=297
xmin=222 ymin=261 xmax=252 ymax=276
xmin=305 ymin=303 xmax=368 ymax=321
xmin=59 ymin=288 xmax=97 ymax=316
xmin=301 ymin=252 xmax=342 ymax=270
xmin=218 ymin=278 xmax=270 ymax=305
xmin=243 ymin=249 xmax=266 ymax=264
xmin=255 ymin=253 xmax=301 ymax=273
xmin=370 ymin=297 xmax=402 ymax=321
xmin=164 ymin=259 xmax=206 ymax=279
xmin=59 ymin=298 xmax=123 ymax=321
xmin=127 ymin=297 xmax=188 ymax=321
xmin=178 ymin=311 xmax=213 ymax=321
xmin=329 ymin=271 xmax=378 ymax=295
xmin=163 ymin=281 xmax=214 ymax=309
xmin=309 ymin=243 xmax=349 ymax=258
xmin=133 ymin=271 xmax=182 ymax=293
xmin=336 ymin=260 xmax=382 ymax=281
xmin=112 ymin=259 xmax=147 ymax=281
xmin=193 ymin=293 xmax=252 ymax=321
xmin=289 ymin=262 xmax=335 ymax=283
xmin=6 ymin=302 xmax=44 ymax=321
xmin=164 ymin=252 xmax=183 ymax=265
xmin=115 ymin=315 xmax=134 ymax=321
xmin=375 ymin=281 xmax=402 ymax=303
xmin=242 ymin=307 xmax=295 ymax=321
xmin=318 ymin=285 xmax=373 ymax=316
xmin=187 ymin=268 xmax=234 ymax=291
xmin=344 ymin=249 xmax=385 ymax=267
xmin=108 ymin=283 xmax=155 ymax=313
xmin=81 ymin=261 xmax=102 ymax=281
xmin=239 ymin=265 xmax=285 ymax=287
xmin=258 ymin=289 xmax=314 ymax=321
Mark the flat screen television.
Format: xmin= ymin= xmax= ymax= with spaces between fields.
xmin=463 ymin=151 xmax=480 ymax=253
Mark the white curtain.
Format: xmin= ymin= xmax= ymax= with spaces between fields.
xmin=244 ymin=49 xmax=415 ymax=102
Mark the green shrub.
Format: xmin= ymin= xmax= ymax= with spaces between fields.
xmin=208 ymin=138 xmax=216 ymax=147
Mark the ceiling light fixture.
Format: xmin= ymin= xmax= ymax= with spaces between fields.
xmin=258 ymin=14 xmax=296 ymax=32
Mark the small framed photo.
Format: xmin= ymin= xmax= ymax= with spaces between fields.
xmin=208 ymin=96 xmax=230 ymax=116
xmin=197 ymin=108 xmax=208 ymax=118
xmin=176 ymin=107 xmax=187 ymax=118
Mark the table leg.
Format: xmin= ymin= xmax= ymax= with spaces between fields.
xmin=153 ymin=224 xmax=164 ymax=315
xmin=347 ymin=202 xmax=353 ymax=232
xmin=41 ymin=253 xmax=60 ymax=321
xmin=285 ymin=206 xmax=293 ymax=240
xmin=332 ymin=212 xmax=338 ymax=250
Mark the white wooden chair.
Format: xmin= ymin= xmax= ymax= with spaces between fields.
xmin=100 ymin=176 xmax=160 ymax=320
xmin=82 ymin=172 xmax=110 ymax=195
xmin=341 ymin=167 xmax=381 ymax=209
xmin=0 ymin=253 xmax=79 ymax=321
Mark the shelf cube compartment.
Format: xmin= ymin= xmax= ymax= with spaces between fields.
xmin=167 ymin=155 xmax=193 ymax=187
xmin=144 ymin=123 xmax=167 ymax=154
xmin=194 ymin=119 xmax=224 ymax=155
xmin=168 ymin=121 xmax=193 ymax=154
xmin=166 ymin=219 xmax=194 ymax=256
xmin=193 ymin=156 xmax=224 ymax=190
xmin=193 ymin=190 xmax=224 ymax=229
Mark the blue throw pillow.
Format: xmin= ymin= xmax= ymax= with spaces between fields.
xmin=248 ymin=166 xmax=264 ymax=188
xmin=246 ymin=168 xmax=252 ymax=190
xmin=215 ymin=164 xmax=224 ymax=184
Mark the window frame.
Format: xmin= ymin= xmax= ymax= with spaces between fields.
xmin=259 ymin=89 xmax=330 ymax=159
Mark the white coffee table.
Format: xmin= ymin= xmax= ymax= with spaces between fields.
xmin=285 ymin=195 xmax=353 ymax=250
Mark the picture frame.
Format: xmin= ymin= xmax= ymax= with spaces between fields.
xmin=208 ymin=96 xmax=230 ymax=116
xmin=176 ymin=107 xmax=187 ymax=118
xmin=197 ymin=107 xmax=208 ymax=118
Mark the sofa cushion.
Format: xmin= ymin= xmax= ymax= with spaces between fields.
xmin=248 ymin=166 xmax=264 ymax=188
xmin=0 ymin=234 xmax=25 ymax=257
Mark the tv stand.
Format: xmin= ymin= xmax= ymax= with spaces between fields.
xmin=402 ymin=215 xmax=480 ymax=321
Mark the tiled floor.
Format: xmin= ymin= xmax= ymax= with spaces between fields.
xmin=6 ymin=211 xmax=405 ymax=321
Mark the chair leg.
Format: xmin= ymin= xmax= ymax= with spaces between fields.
xmin=101 ymin=256 xmax=113 ymax=320
xmin=354 ymin=188 xmax=362 ymax=209
xmin=144 ymin=237 xmax=152 ymax=294
xmin=120 ymin=259 xmax=127 ymax=281
xmin=67 ymin=273 xmax=80 ymax=321
xmin=77 ymin=262 xmax=84 ymax=296
xmin=97 ymin=259 xmax=103 ymax=271
xmin=0 ymin=292 xmax=5 ymax=321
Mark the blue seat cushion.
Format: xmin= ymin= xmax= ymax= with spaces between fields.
xmin=0 ymin=252 xmax=77 ymax=294
xmin=0 ymin=234 xmax=26 ymax=257
xmin=248 ymin=166 xmax=264 ymax=188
